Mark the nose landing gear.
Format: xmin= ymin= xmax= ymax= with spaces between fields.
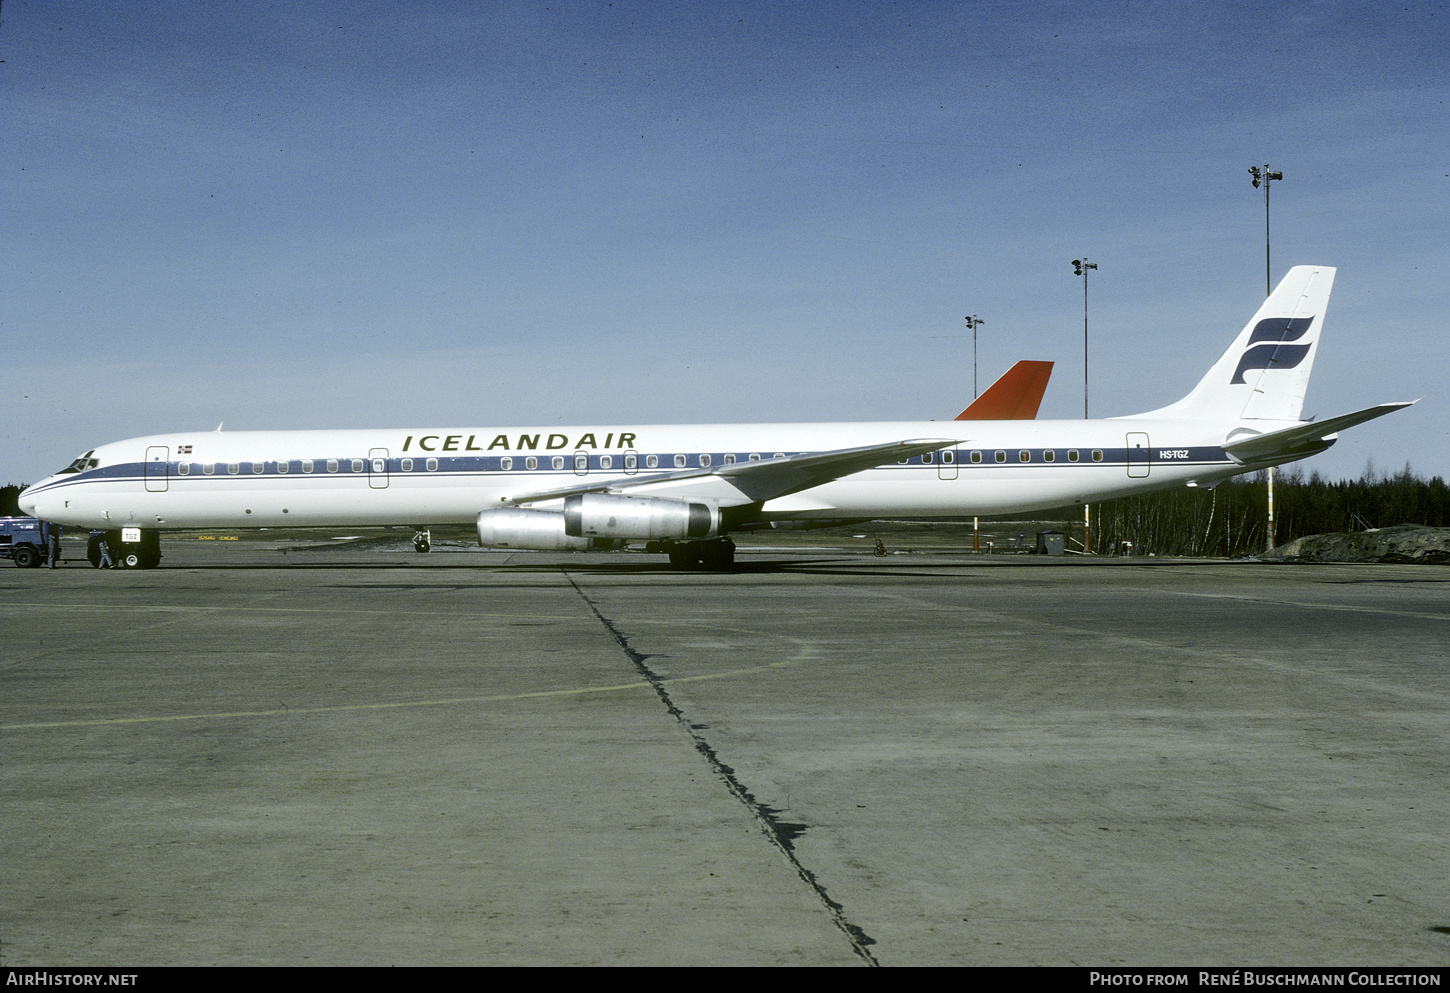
xmin=87 ymin=529 xmax=162 ymax=569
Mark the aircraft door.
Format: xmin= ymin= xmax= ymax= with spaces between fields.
xmin=144 ymin=446 xmax=169 ymax=492
xmin=369 ymin=448 xmax=390 ymax=489
xmin=937 ymin=447 xmax=959 ymax=480
xmin=1126 ymin=433 xmax=1150 ymax=478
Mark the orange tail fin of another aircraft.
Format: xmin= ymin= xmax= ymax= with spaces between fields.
xmin=954 ymin=360 xmax=1054 ymax=420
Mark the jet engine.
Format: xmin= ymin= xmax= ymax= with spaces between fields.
xmin=563 ymin=494 xmax=719 ymax=540
xmin=476 ymin=494 xmax=721 ymax=550
xmin=475 ymin=507 xmax=592 ymax=550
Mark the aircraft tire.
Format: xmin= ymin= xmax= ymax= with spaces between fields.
xmin=701 ymin=538 xmax=736 ymax=571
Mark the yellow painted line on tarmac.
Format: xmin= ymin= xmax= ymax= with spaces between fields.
xmin=1 ymin=653 xmax=816 ymax=732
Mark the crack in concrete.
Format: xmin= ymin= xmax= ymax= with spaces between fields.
xmin=565 ymin=574 xmax=879 ymax=966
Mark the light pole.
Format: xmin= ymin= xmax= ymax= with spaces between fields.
xmin=1072 ymin=257 xmax=1097 ymax=553
xmin=1072 ymin=258 xmax=1096 ymax=419
xmin=963 ymin=314 xmax=986 ymax=551
xmin=1249 ymin=164 xmax=1283 ymax=550
xmin=1249 ymin=165 xmax=1282 ymax=299
xmin=964 ymin=315 xmax=985 ymax=398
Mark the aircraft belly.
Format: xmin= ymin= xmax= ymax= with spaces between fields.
xmin=48 ymin=474 xmax=512 ymax=530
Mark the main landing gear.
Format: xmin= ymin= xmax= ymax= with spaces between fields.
xmin=412 ymin=529 xmax=432 ymax=553
xmin=649 ymin=537 xmax=736 ymax=570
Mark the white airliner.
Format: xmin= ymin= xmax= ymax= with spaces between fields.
xmin=20 ymin=266 xmax=1412 ymax=568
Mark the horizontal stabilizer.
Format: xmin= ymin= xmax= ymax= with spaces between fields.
xmin=955 ymin=361 xmax=1054 ymax=420
xmin=1223 ymin=402 xmax=1416 ymax=464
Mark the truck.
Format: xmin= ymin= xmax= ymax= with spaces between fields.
xmin=0 ymin=516 xmax=55 ymax=568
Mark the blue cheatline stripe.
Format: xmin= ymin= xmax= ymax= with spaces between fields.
xmin=48 ymin=445 xmax=1236 ymax=491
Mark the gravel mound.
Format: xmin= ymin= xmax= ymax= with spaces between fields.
xmin=1264 ymin=524 xmax=1450 ymax=564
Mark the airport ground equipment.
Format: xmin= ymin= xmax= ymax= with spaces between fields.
xmin=0 ymin=516 xmax=48 ymax=567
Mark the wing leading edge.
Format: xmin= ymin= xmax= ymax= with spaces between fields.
xmin=500 ymin=437 xmax=962 ymax=508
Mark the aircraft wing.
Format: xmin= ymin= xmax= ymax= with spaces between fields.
xmin=500 ymin=437 xmax=961 ymax=507
xmin=1223 ymin=401 xmax=1416 ymax=464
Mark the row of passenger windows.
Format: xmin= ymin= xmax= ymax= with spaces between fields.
xmin=904 ymin=449 xmax=1104 ymax=465
xmin=172 ymin=452 xmax=788 ymax=475
xmin=179 ymin=458 xmax=441 ymax=476
xmin=171 ymin=448 xmax=1105 ymax=477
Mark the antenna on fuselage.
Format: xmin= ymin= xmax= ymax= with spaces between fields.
xmin=215 ymin=422 xmax=224 ymax=432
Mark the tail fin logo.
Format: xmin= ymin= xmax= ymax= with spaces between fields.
xmin=1231 ymin=316 xmax=1315 ymax=384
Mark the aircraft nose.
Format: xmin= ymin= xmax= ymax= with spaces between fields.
xmin=18 ymin=481 xmax=47 ymax=518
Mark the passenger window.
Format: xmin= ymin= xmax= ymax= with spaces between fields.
xmin=624 ymin=454 xmax=637 ymax=470
xmin=351 ymin=459 xmax=363 ymax=473
xmin=674 ymin=454 xmax=686 ymax=468
xmin=599 ymin=455 xmax=611 ymax=469
xmin=574 ymin=454 xmax=588 ymax=470
xmin=723 ymin=453 xmax=735 ymax=464
xmin=526 ymin=456 xmax=538 ymax=470
xmin=178 ymin=463 xmax=190 ymax=475
xmin=970 ymin=451 xmax=982 ymax=464
xmin=371 ymin=459 xmax=385 ymax=473
xmin=922 ymin=452 xmax=934 ymax=464
xmin=203 ymin=464 xmax=215 ymax=475
xmin=994 ymin=451 xmax=1006 ymax=463
xmin=302 ymin=459 xmax=314 ymax=473
xmin=228 ymin=463 xmax=240 ymax=475
xmin=327 ymin=460 xmax=339 ymax=473
xmin=500 ymin=457 xmax=512 ymax=471
xmin=1043 ymin=450 xmax=1055 ymax=462
xmin=749 ymin=454 xmax=760 ymax=462
xmin=1068 ymin=450 xmax=1079 ymax=462
xmin=277 ymin=461 xmax=289 ymax=474
xmin=401 ymin=458 xmax=413 ymax=471
xmin=254 ymin=461 xmax=265 ymax=474
xmin=700 ymin=454 xmax=711 ymax=467
xmin=552 ymin=456 xmax=564 ymax=470
xmin=774 ymin=453 xmax=785 ymax=459
xmin=646 ymin=455 xmax=658 ymax=468
xmin=942 ymin=450 xmax=955 ymax=464
xmin=1092 ymin=449 xmax=1104 ymax=462
xmin=426 ymin=458 xmax=438 ymax=471
xmin=1019 ymin=450 xmax=1030 ymax=462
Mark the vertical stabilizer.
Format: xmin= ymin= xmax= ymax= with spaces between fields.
xmin=954 ymin=360 xmax=1054 ymax=420
xmin=1142 ymin=265 xmax=1334 ymax=422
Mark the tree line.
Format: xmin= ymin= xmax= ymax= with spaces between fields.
xmin=1082 ymin=464 xmax=1450 ymax=557
xmin=1 ymin=484 xmax=24 ymax=517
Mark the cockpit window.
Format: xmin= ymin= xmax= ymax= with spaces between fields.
xmin=60 ymin=451 xmax=99 ymax=474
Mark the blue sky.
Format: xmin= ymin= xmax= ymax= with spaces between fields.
xmin=4 ymin=0 xmax=1447 ymax=488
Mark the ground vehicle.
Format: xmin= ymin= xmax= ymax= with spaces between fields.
xmin=1 ymin=516 xmax=53 ymax=568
